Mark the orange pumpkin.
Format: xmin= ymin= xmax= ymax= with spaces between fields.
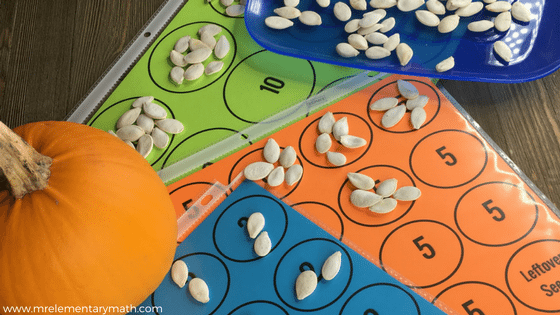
xmin=0 ymin=121 xmax=177 ymax=314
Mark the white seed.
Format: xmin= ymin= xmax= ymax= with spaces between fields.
xmin=327 ymin=151 xmax=346 ymax=166
xmin=184 ymin=47 xmax=213 ymax=64
xmin=381 ymin=104 xmax=406 ymax=128
xmin=351 ymin=189 xmax=383 ymax=207
xmin=360 ymin=9 xmax=386 ymax=27
xmin=300 ymin=11 xmax=322 ymax=25
xmin=348 ymin=34 xmax=369 ymax=50
xmin=369 ymin=198 xmax=397 ymax=214
xmin=493 ymin=40 xmax=512 ymax=63
xmin=124 ymin=140 xmax=135 ymax=149
xmin=116 ymin=125 xmax=145 ymax=142
xmin=205 ymin=61 xmax=224 ymax=75
xmin=214 ymin=36 xmax=230 ymax=59
xmin=456 ymin=1 xmax=483 ymax=17
xmin=201 ymin=32 xmax=217 ymax=49
xmin=170 ymin=50 xmax=188 ymax=67
xmin=438 ymin=14 xmax=460 ymax=33
xmin=397 ymin=0 xmax=425 ymax=12
xmin=347 ymin=172 xmax=375 ymax=190
xmin=151 ymin=127 xmax=170 ymax=149
xmin=318 ymin=112 xmax=336 ymax=134
xmin=340 ymin=135 xmax=367 ymax=148
xmin=315 ymin=133 xmax=332 ymax=154
xmin=365 ymin=32 xmax=388 ymax=45
xmin=226 ymin=4 xmax=245 ymax=16
xmin=171 ymin=260 xmax=189 ymax=288
xmin=274 ymin=6 xmax=302 ymax=19
xmin=221 ymin=0 xmax=234 ymax=7
xmin=383 ymin=33 xmax=400 ymax=51
xmin=334 ymin=2 xmax=352 ymax=21
xmin=132 ymin=96 xmax=154 ymax=108
xmin=267 ymin=166 xmax=285 ymax=187
xmin=398 ymin=80 xmax=419 ymax=99
xmin=244 ymin=161 xmax=274 ymax=180
xmin=396 ymin=43 xmax=413 ymax=66
xmin=495 ymin=11 xmax=511 ymax=32
xmin=317 ymin=0 xmax=330 ymax=7
xmin=296 ymin=270 xmax=317 ymax=300
xmin=265 ymin=16 xmax=294 ymax=29
xmin=369 ymin=0 xmax=397 ymax=9
xmin=285 ymin=164 xmax=303 ymax=186
xmin=370 ymin=97 xmax=398 ymax=111
xmin=483 ymin=0 xmax=496 ymax=3
xmin=357 ymin=24 xmax=383 ymax=35
xmin=376 ymin=178 xmax=397 ymax=197
xmin=426 ymin=0 xmax=446 ymax=15
xmin=116 ymin=107 xmax=141 ymax=129
xmin=189 ymin=278 xmax=210 ymax=303
xmin=170 ymin=66 xmax=185 ymax=85
xmin=263 ymin=138 xmax=280 ymax=163
xmin=279 ymin=146 xmax=297 ymax=168
xmin=137 ymin=134 xmax=153 ymax=158
xmin=468 ymin=20 xmax=494 ymax=32
xmin=189 ymin=38 xmax=209 ymax=51
xmin=174 ymin=36 xmax=191 ymax=53
xmin=345 ymin=19 xmax=362 ymax=33
xmin=321 ymin=251 xmax=342 ymax=281
xmin=156 ymin=119 xmax=185 ymax=134
xmin=351 ymin=0 xmax=368 ymax=10
xmin=247 ymin=212 xmax=265 ymax=239
xmin=136 ymin=114 xmax=155 ymax=133
xmin=511 ymin=2 xmax=531 ymax=22
xmin=367 ymin=46 xmax=392 ymax=59
xmin=108 ymin=130 xmax=118 ymax=137
xmin=143 ymin=102 xmax=167 ymax=120
xmin=198 ymin=24 xmax=222 ymax=37
xmin=446 ymin=0 xmax=460 ymax=11
xmin=411 ymin=107 xmax=427 ymax=129
xmin=254 ymin=231 xmax=272 ymax=257
xmin=336 ymin=43 xmax=360 ymax=57
xmin=449 ymin=0 xmax=471 ymax=8
xmin=486 ymin=1 xmax=511 ymax=12
xmin=436 ymin=56 xmax=455 ymax=73
xmin=406 ymin=95 xmax=429 ymax=110
xmin=393 ymin=186 xmax=422 ymax=201
xmin=332 ymin=117 xmax=349 ymax=141
xmin=379 ymin=17 xmax=395 ymax=32
xmin=184 ymin=63 xmax=205 ymax=81
xmin=285 ymin=0 xmax=299 ymax=7
xmin=415 ymin=10 xmax=440 ymax=27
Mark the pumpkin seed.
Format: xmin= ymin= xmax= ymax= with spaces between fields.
xmin=426 ymin=0 xmax=446 ymax=15
xmin=369 ymin=0 xmax=397 ymax=9
xmin=317 ymin=0 xmax=330 ymax=7
xmin=132 ymin=96 xmax=154 ymax=108
xmin=348 ymin=34 xmax=369 ymax=50
xmin=184 ymin=63 xmax=205 ymax=81
xmin=438 ymin=14 xmax=460 ymax=33
xmin=365 ymin=32 xmax=388 ymax=45
xmin=332 ymin=117 xmax=349 ymax=141
xmin=376 ymin=178 xmax=397 ymax=197
xmin=201 ymin=32 xmax=217 ymax=49
xmin=205 ymin=61 xmax=224 ymax=75
xmin=483 ymin=0 xmax=496 ymax=3
xmin=456 ymin=1 xmax=483 ymax=16
xmin=347 ymin=172 xmax=375 ymax=190
xmin=295 ymin=270 xmax=317 ymax=300
xmin=226 ymin=4 xmax=245 ymax=16
xmin=124 ymin=140 xmax=135 ymax=149
xmin=495 ymin=11 xmax=511 ymax=32
xmin=116 ymin=125 xmax=145 ymax=142
xmin=351 ymin=189 xmax=383 ymax=207
xmin=244 ymin=161 xmax=274 ymax=180
xmin=184 ymin=47 xmax=213 ymax=64
xmin=350 ymin=0 xmax=368 ymax=10
xmin=360 ymin=10 xmax=386 ymax=28
xmin=285 ymin=0 xmax=299 ymax=7
xmin=397 ymin=0 xmax=425 ymax=12
xmin=263 ymin=138 xmax=281 ymax=163
xmin=274 ymin=6 xmax=302 ymax=19
xmin=486 ymin=1 xmax=511 ymax=12
xmin=279 ymin=146 xmax=297 ymax=168
xmin=174 ymin=36 xmax=191 ymax=53
xmin=383 ymin=33 xmax=400 ymax=51
xmin=214 ymin=35 xmax=230 ymax=59
xmin=334 ymin=2 xmax=352 ymax=22
xmin=393 ymin=186 xmax=422 ymax=201
xmin=366 ymin=46 xmax=391 ymax=60
xmin=381 ymin=104 xmax=406 ymax=128
xmin=410 ymin=107 xmax=426 ymax=129
xmin=406 ymin=95 xmax=429 ymax=110
xmin=221 ymin=0 xmax=234 ymax=7
xmin=336 ymin=43 xmax=360 ymax=58
xmin=397 ymin=80 xmax=419 ymax=99
xmin=446 ymin=0 xmax=460 ymax=11
xmin=267 ymin=166 xmax=285 ymax=187
xmin=299 ymin=11 xmax=322 ymax=26
xmin=316 ymin=133 xmax=332 ymax=154
xmin=435 ymin=56 xmax=455 ymax=72
xmin=254 ymin=231 xmax=272 ymax=257
xmin=370 ymin=97 xmax=398 ymax=111
xmin=170 ymin=50 xmax=188 ymax=67
xmin=321 ymin=251 xmax=342 ymax=281
xmin=318 ymin=111 xmax=336 ymax=134
xmin=340 ymin=135 xmax=367 ymax=148
xmin=493 ymin=40 xmax=512 ymax=62
xmin=108 ymin=130 xmax=118 ymax=137
xmin=327 ymin=151 xmax=346 ymax=166
xmin=136 ymin=114 xmax=155 ymax=134
xmin=247 ymin=212 xmax=265 ymax=239
xmin=136 ymin=134 xmax=153 ymax=158
xmin=285 ymin=164 xmax=303 ymax=186
xmin=369 ymin=197 xmax=397 ymax=214
xmin=379 ymin=17 xmax=395 ymax=33
xmin=156 ymin=119 xmax=184 ymax=134
xmin=396 ymin=43 xmax=413 ymax=66
xmin=449 ymin=0 xmax=471 ymax=8
xmin=468 ymin=20 xmax=494 ymax=32
xmin=357 ymin=24 xmax=383 ymax=35
xmin=415 ymin=10 xmax=440 ymax=27
xmin=198 ymin=24 xmax=222 ymax=37
xmin=151 ymin=127 xmax=170 ymax=149
xmin=511 ymin=1 xmax=531 ymax=22
xmin=345 ymin=19 xmax=362 ymax=33
xmin=170 ymin=66 xmax=185 ymax=85
xmin=189 ymin=38 xmax=209 ymax=51
xmin=116 ymin=107 xmax=142 ymax=129
xmin=189 ymin=278 xmax=210 ymax=303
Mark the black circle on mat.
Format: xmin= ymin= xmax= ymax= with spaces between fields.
xmin=227 ymin=300 xmax=289 ymax=315
xmin=433 ymin=281 xmax=517 ymax=315
xmin=209 ymin=1 xmax=245 ymax=19
xmin=338 ymin=283 xmax=421 ymax=315
xmin=147 ymin=21 xmax=237 ymax=94
xmin=290 ymin=201 xmax=345 ymax=241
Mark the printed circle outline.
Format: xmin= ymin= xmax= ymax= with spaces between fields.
xmin=290 ymin=201 xmax=345 ymax=241
xmin=338 ymin=283 xmax=421 ymax=315
xmin=209 ymin=1 xmax=245 ymax=19
xmin=433 ymin=281 xmax=517 ymax=315
xmin=227 ymin=300 xmax=289 ymax=315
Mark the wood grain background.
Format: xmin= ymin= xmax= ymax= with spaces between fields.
xmin=1 ymin=0 xmax=559 ymax=209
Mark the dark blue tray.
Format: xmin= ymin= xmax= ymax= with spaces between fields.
xmin=245 ymin=0 xmax=558 ymax=83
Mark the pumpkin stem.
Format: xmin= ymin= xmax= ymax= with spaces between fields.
xmin=0 ymin=121 xmax=52 ymax=199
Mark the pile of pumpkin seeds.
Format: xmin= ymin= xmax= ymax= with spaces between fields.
xmin=315 ymin=112 xmax=368 ymax=166
xmin=171 ymin=260 xmax=211 ymax=304
xmin=370 ymin=80 xmax=427 ymax=129
xmin=169 ymin=24 xmax=230 ymax=85
xmin=108 ymin=96 xmax=185 ymax=158
xmin=295 ymin=251 xmax=342 ymax=300
xmin=247 ymin=212 xmax=272 ymax=257
xmin=212 ymin=0 xmax=247 ymax=17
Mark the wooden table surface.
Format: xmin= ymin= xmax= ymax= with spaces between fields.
xmin=1 ymin=0 xmax=559 ymax=209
